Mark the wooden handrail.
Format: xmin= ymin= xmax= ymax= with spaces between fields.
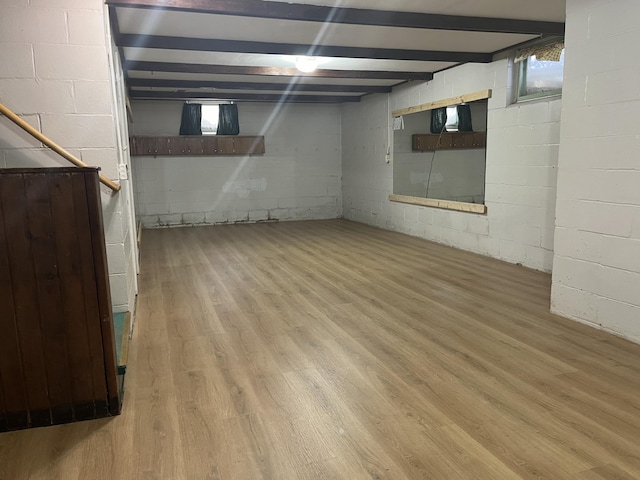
xmin=0 ymin=102 xmax=121 ymax=192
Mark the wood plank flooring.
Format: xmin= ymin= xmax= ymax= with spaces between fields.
xmin=1 ymin=219 xmax=640 ymax=479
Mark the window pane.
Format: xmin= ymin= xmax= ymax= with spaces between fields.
xmin=523 ymin=49 xmax=564 ymax=96
xmin=201 ymin=105 xmax=219 ymax=135
xmin=445 ymin=106 xmax=458 ymax=131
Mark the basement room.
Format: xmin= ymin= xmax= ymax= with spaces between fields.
xmin=1 ymin=0 xmax=639 ymax=478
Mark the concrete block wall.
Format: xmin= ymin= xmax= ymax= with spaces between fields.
xmin=106 ymin=40 xmax=138 ymax=314
xmin=130 ymin=101 xmax=342 ymax=227
xmin=343 ymin=59 xmax=562 ymax=272
xmin=551 ymin=0 xmax=640 ymax=341
xmin=0 ymin=0 xmax=136 ymax=313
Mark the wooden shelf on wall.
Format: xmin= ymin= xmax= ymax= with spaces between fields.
xmin=412 ymin=132 xmax=486 ymax=152
xmin=129 ymin=135 xmax=265 ymax=156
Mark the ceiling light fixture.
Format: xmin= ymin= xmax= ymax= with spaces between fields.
xmin=295 ymin=56 xmax=319 ymax=73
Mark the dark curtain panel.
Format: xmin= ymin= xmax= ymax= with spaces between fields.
xmin=179 ymin=103 xmax=202 ymax=135
xmin=217 ymin=104 xmax=240 ymax=135
xmin=457 ymin=104 xmax=473 ymax=132
xmin=430 ymin=107 xmax=447 ymax=134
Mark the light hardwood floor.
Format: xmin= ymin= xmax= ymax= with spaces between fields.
xmin=1 ymin=219 xmax=640 ymax=479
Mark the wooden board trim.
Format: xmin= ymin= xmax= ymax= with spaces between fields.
xmin=83 ymin=173 xmax=121 ymax=415
xmin=392 ymin=89 xmax=492 ymax=117
xmin=389 ymin=194 xmax=487 ymax=214
xmin=119 ymin=312 xmax=131 ymax=370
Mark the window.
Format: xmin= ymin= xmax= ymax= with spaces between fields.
xmin=179 ymin=102 xmax=239 ymax=136
xmin=515 ymin=40 xmax=564 ymax=101
xmin=445 ymin=106 xmax=459 ymax=132
xmin=201 ymin=104 xmax=219 ymax=135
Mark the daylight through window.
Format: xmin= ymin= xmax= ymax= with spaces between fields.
xmin=516 ymin=47 xmax=565 ymax=101
xmin=445 ymin=106 xmax=459 ymax=132
xmin=201 ymin=105 xmax=219 ymax=135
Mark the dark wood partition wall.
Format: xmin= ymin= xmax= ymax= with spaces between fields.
xmin=0 ymin=167 xmax=121 ymax=431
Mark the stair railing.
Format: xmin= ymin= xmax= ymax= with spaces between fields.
xmin=0 ymin=102 xmax=120 ymax=192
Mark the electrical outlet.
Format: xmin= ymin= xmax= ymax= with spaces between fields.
xmin=385 ymin=153 xmax=392 ymax=164
xmin=118 ymin=164 xmax=128 ymax=180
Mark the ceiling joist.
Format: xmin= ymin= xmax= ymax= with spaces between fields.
xmin=123 ymin=61 xmax=434 ymax=81
xmin=106 ymin=0 xmax=565 ymax=36
xmin=129 ymin=90 xmax=362 ymax=103
xmin=110 ymin=1 xmax=565 ymax=104
xmin=127 ymin=78 xmax=392 ymax=93
xmin=116 ymin=34 xmax=494 ymax=63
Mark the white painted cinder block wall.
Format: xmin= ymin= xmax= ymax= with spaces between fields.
xmin=130 ymin=101 xmax=342 ymax=227
xmin=342 ymin=59 xmax=561 ymax=272
xmin=551 ymin=0 xmax=640 ymax=341
xmin=0 ymin=0 xmax=136 ymax=313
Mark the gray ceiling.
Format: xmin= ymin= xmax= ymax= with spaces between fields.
xmin=106 ymin=0 xmax=566 ymax=104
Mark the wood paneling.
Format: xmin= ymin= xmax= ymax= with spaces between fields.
xmin=25 ymin=173 xmax=74 ymax=425
xmin=0 ymin=179 xmax=29 ymax=430
xmin=130 ymin=135 xmax=265 ymax=156
xmin=0 ymin=167 xmax=121 ymax=431
xmin=1 ymin=173 xmax=51 ymax=427
xmin=84 ymin=172 xmax=121 ymax=415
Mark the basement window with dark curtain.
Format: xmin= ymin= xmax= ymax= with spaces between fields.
xmin=432 ymin=106 xmax=473 ymax=133
xmin=179 ymin=102 xmax=239 ymax=136
xmin=179 ymin=102 xmax=202 ymax=135
xmin=217 ymin=103 xmax=240 ymax=136
xmin=456 ymin=104 xmax=473 ymax=132
xmin=430 ymin=107 xmax=447 ymax=133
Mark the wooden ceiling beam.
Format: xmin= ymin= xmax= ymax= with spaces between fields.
xmin=107 ymin=0 xmax=564 ymax=36
xmin=123 ymin=60 xmax=434 ymax=81
xmin=116 ymin=34 xmax=493 ymax=63
xmin=129 ymin=90 xmax=362 ymax=103
xmin=127 ymin=77 xmax=392 ymax=93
